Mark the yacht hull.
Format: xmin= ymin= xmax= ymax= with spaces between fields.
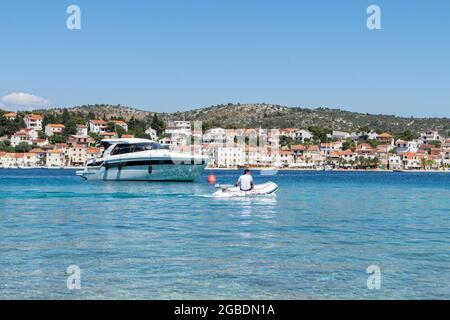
xmin=78 ymin=162 xmax=207 ymax=181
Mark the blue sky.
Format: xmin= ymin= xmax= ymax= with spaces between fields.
xmin=0 ymin=0 xmax=449 ymax=117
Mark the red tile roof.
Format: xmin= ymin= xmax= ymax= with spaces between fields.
xmin=13 ymin=132 xmax=31 ymax=137
xmin=47 ymin=149 xmax=64 ymax=154
xmin=291 ymin=145 xmax=306 ymax=151
xmin=87 ymin=148 xmax=101 ymax=154
xmin=26 ymin=114 xmax=43 ymax=120
xmin=90 ymin=120 xmax=107 ymax=125
xmin=30 ymin=148 xmax=45 ymax=153
xmin=377 ymin=132 xmax=392 ymax=138
xmin=306 ymin=145 xmax=320 ymax=152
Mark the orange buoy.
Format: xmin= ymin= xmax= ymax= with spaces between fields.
xmin=207 ymin=175 xmax=217 ymax=183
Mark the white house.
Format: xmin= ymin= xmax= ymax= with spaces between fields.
xmin=0 ymin=153 xmax=18 ymax=168
xmin=420 ymin=131 xmax=441 ymax=143
xmin=320 ymin=141 xmax=343 ymax=155
xmin=46 ymin=150 xmax=66 ymax=167
xmin=294 ymin=129 xmax=313 ymax=142
xmin=159 ymin=135 xmax=187 ymax=148
xmin=389 ymin=155 xmax=402 ymax=170
xmin=244 ymin=146 xmax=260 ymax=165
xmin=215 ymin=146 xmax=245 ymax=168
xmin=23 ymin=128 xmax=39 ymax=139
xmin=31 ymin=138 xmax=49 ymax=147
xmin=441 ymin=139 xmax=450 ymax=167
xmin=76 ymin=125 xmax=88 ymax=136
xmin=443 ymin=151 xmax=450 ymax=167
xmin=68 ymin=145 xmax=87 ymax=166
xmin=165 ymin=121 xmax=191 ymax=136
xmin=0 ymin=153 xmax=38 ymax=168
xmin=86 ymin=147 xmax=102 ymax=160
xmin=145 ymin=128 xmax=158 ymax=141
xmin=0 ymin=152 xmax=6 ymax=167
xmin=328 ymin=130 xmax=350 ymax=140
xmin=30 ymin=148 xmax=46 ymax=165
xmin=339 ymin=149 xmax=357 ymax=163
xmin=18 ymin=153 xmax=39 ymax=167
xmin=203 ymin=127 xmax=226 ymax=143
xmin=270 ymin=150 xmax=293 ymax=167
xmin=88 ymin=120 xmax=107 ymax=133
xmin=45 ymin=124 xmax=65 ymax=137
xmin=112 ymin=120 xmax=129 ymax=132
xmin=279 ymin=128 xmax=297 ymax=139
xmin=168 ymin=120 xmax=191 ymax=130
xmin=24 ymin=114 xmax=43 ymax=131
xmin=303 ymin=146 xmax=324 ymax=167
xmin=367 ymin=132 xmax=378 ymax=140
xmin=401 ymin=152 xmax=421 ymax=170
xmin=395 ymin=140 xmax=418 ymax=153
xmin=11 ymin=132 xmax=32 ymax=147
xmin=4 ymin=112 xmax=17 ymax=121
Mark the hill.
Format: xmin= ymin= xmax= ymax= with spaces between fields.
xmin=30 ymin=103 xmax=450 ymax=134
xmin=169 ymin=103 xmax=450 ymax=134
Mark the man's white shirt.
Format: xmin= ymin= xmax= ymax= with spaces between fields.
xmin=238 ymin=175 xmax=253 ymax=191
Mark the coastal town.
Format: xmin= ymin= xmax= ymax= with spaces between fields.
xmin=0 ymin=110 xmax=449 ymax=171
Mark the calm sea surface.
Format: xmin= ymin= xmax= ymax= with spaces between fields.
xmin=0 ymin=169 xmax=449 ymax=299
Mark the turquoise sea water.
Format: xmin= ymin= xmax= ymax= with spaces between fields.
xmin=0 ymin=169 xmax=449 ymax=299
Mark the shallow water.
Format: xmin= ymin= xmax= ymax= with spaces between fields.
xmin=0 ymin=169 xmax=449 ymax=299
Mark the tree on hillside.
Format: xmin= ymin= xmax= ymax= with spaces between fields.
xmin=87 ymin=111 xmax=96 ymax=120
xmin=394 ymin=130 xmax=419 ymax=142
xmin=150 ymin=114 xmax=165 ymax=136
xmin=202 ymin=121 xmax=213 ymax=133
xmin=342 ymin=139 xmax=356 ymax=150
xmin=89 ymin=132 xmax=102 ymax=143
xmin=367 ymin=139 xmax=380 ymax=148
xmin=421 ymin=158 xmax=435 ymax=170
xmin=0 ymin=140 xmax=14 ymax=153
xmin=62 ymin=109 xmax=70 ymax=124
xmin=43 ymin=113 xmax=59 ymax=127
xmin=49 ymin=135 xmax=66 ymax=144
xmin=370 ymin=157 xmax=380 ymax=168
xmin=0 ymin=116 xmax=24 ymax=137
xmin=14 ymin=142 xmax=32 ymax=153
xmin=64 ymin=120 xmax=77 ymax=136
xmin=358 ymin=126 xmax=371 ymax=133
xmin=308 ymin=126 xmax=331 ymax=142
xmin=279 ymin=136 xmax=293 ymax=147
xmin=115 ymin=126 xmax=126 ymax=138
xmin=107 ymin=121 xmax=116 ymax=133
xmin=429 ymin=140 xmax=441 ymax=148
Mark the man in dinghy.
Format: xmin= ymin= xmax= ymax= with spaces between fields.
xmin=236 ymin=169 xmax=254 ymax=192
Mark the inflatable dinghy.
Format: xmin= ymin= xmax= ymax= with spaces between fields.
xmin=213 ymin=181 xmax=279 ymax=198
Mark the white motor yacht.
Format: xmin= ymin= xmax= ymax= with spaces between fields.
xmin=76 ymin=138 xmax=208 ymax=181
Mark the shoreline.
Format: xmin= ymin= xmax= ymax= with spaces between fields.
xmin=1 ymin=167 xmax=448 ymax=173
xmin=206 ymin=167 xmax=450 ymax=173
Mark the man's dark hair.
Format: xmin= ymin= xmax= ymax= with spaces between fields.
xmin=244 ymin=169 xmax=251 ymax=174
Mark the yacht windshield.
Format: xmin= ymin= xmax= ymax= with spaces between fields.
xmin=110 ymin=142 xmax=168 ymax=155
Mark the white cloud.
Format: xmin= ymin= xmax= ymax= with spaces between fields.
xmin=1 ymin=92 xmax=51 ymax=110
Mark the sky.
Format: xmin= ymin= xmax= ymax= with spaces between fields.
xmin=0 ymin=0 xmax=449 ymax=117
